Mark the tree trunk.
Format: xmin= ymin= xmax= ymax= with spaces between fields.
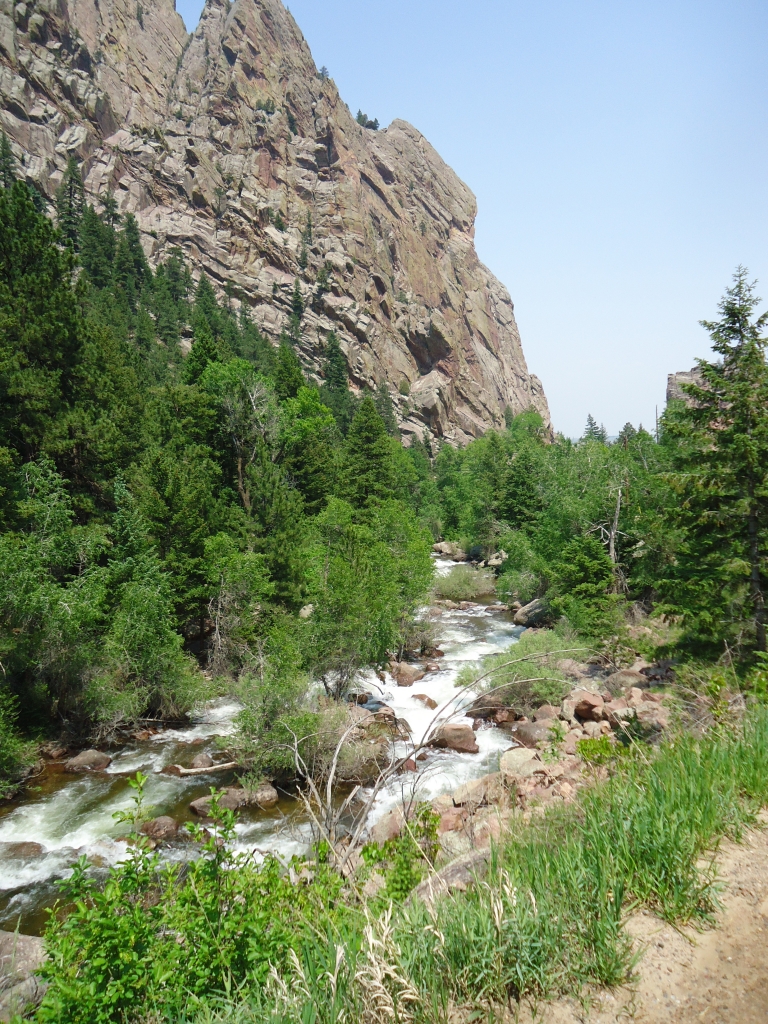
xmin=747 ymin=502 xmax=767 ymax=651
xmin=608 ymin=489 xmax=622 ymax=564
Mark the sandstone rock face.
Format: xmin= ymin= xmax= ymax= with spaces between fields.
xmin=0 ymin=0 xmax=550 ymax=444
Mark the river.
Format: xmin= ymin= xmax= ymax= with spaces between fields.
xmin=0 ymin=559 xmax=521 ymax=934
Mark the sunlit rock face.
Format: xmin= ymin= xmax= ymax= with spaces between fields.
xmin=0 ymin=0 xmax=550 ymax=443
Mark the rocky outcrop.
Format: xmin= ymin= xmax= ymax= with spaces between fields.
xmin=0 ymin=0 xmax=549 ymax=443
xmin=667 ymin=367 xmax=703 ymax=405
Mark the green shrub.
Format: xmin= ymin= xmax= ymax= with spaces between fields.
xmin=0 ymin=688 xmax=34 ymax=798
xmin=434 ymin=564 xmax=496 ymax=602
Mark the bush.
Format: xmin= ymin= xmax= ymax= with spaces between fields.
xmin=456 ymin=625 xmax=580 ymax=714
xmin=434 ymin=564 xmax=496 ymax=602
xmin=0 ymin=688 xmax=35 ymax=798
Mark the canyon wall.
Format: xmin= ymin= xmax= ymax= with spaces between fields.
xmin=0 ymin=0 xmax=550 ymax=443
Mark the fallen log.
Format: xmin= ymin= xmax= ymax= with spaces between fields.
xmin=163 ymin=761 xmax=238 ymax=777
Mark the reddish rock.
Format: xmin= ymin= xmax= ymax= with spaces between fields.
xmin=502 ymin=720 xmax=556 ymax=747
xmin=140 ymin=816 xmax=178 ymax=842
xmin=392 ymin=662 xmax=426 ymax=687
xmin=606 ymin=669 xmax=648 ymax=692
xmin=412 ymin=693 xmax=438 ymax=710
xmin=429 ymin=724 xmax=479 ymax=754
xmin=451 ymin=773 xmax=503 ymax=808
xmin=66 ymin=749 xmax=112 ymax=772
xmin=438 ymin=806 xmax=467 ymax=834
xmin=402 ymin=758 xmax=417 ymax=772
xmin=532 ymin=704 xmax=559 ymax=721
xmin=571 ymin=690 xmax=605 ymax=721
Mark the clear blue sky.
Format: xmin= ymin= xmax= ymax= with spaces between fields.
xmin=176 ymin=0 xmax=768 ymax=437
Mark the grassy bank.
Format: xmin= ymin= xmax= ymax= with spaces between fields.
xmin=32 ymin=705 xmax=768 ymax=1023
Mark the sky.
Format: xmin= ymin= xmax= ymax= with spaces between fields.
xmin=175 ymin=0 xmax=768 ymax=438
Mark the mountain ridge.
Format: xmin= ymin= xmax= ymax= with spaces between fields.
xmin=0 ymin=0 xmax=550 ymax=443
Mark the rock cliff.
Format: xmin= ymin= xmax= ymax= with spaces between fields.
xmin=0 ymin=0 xmax=550 ymax=443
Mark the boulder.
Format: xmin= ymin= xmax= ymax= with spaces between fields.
xmin=0 ymin=931 xmax=47 ymax=1021
xmin=140 ymin=816 xmax=179 ymax=842
xmin=502 ymin=720 xmax=556 ymax=747
xmin=604 ymin=699 xmax=635 ymax=726
xmin=0 ymin=841 xmax=45 ymax=859
xmin=635 ymin=704 xmax=670 ymax=733
xmin=190 ymin=783 xmax=278 ymax=817
xmin=392 ymin=662 xmax=425 ymax=687
xmin=499 ymin=747 xmax=547 ymax=785
xmin=562 ymin=729 xmax=584 ymax=756
xmin=370 ymin=806 xmax=406 ymax=844
xmin=65 ymin=749 xmax=112 ymax=772
xmin=412 ymin=693 xmax=438 ymax=710
xmin=401 ymin=758 xmax=417 ymax=772
xmin=487 ymin=550 xmax=508 ymax=568
xmin=557 ymin=658 xmax=589 ymax=680
xmin=513 ymin=598 xmax=548 ymax=627
xmin=582 ymin=720 xmax=611 ymax=739
xmin=606 ymin=669 xmax=648 ymax=692
xmin=412 ymin=849 xmax=490 ymax=903
xmin=432 ymin=541 xmax=468 ymax=561
xmin=571 ymin=690 xmax=604 ymax=721
xmin=532 ymin=704 xmax=559 ymax=721
xmin=428 ymin=724 xmax=479 ymax=754
xmin=451 ymin=772 xmax=504 ymax=809
xmin=191 ymin=752 xmax=214 ymax=770
xmin=438 ymin=806 xmax=467 ymax=834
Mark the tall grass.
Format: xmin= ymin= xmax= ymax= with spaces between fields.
xmin=191 ymin=707 xmax=768 ymax=1023
xmin=433 ymin=564 xmax=496 ymax=602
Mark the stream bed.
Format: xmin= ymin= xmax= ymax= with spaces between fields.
xmin=0 ymin=560 xmax=522 ymax=934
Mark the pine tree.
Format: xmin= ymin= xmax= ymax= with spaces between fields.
xmin=183 ymin=319 xmax=219 ymax=384
xmin=0 ymin=132 xmax=16 ymax=189
xmin=582 ymin=414 xmax=608 ymax=443
xmin=78 ymin=205 xmax=116 ymax=288
xmin=98 ymin=189 xmax=121 ymax=228
xmin=374 ymin=382 xmax=399 ymax=437
xmin=319 ymin=331 xmax=353 ymax=433
xmin=113 ymin=213 xmax=150 ymax=310
xmin=55 ymin=157 xmax=85 ymax=249
xmin=273 ymin=337 xmax=305 ymax=401
xmin=343 ymin=395 xmax=398 ymax=509
xmin=194 ymin=274 xmax=221 ymax=337
xmin=664 ymin=267 xmax=768 ymax=653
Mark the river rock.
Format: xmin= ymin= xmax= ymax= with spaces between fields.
xmin=392 ymin=662 xmax=425 ymax=687
xmin=582 ymin=720 xmax=611 ymax=739
xmin=140 ymin=816 xmax=179 ymax=842
xmin=191 ymin=752 xmax=215 ymax=769
xmin=606 ymin=669 xmax=648 ymax=693
xmin=190 ymin=783 xmax=279 ymax=817
xmin=635 ymin=703 xmax=670 ymax=733
xmin=411 ymin=849 xmax=490 ymax=903
xmin=412 ymin=693 xmax=438 ymax=710
xmin=432 ymin=541 xmax=468 ymax=561
xmin=0 ymin=931 xmax=47 ymax=1021
xmin=513 ymin=598 xmax=548 ymax=627
xmin=370 ymin=806 xmax=406 ymax=844
xmin=571 ymin=690 xmax=604 ymax=721
xmin=428 ymin=724 xmax=479 ymax=754
xmin=65 ymin=749 xmax=112 ymax=772
xmin=563 ymin=729 xmax=584 ymax=755
xmin=451 ymin=772 xmax=504 ymax=809
xmin=532 ymin=704 xmax=559 ymax=721
xmin=502 ymin=720 xmax=556 ymax=747
xmin=0 ymin=841 xmax=45 ymax=859
xmin=499 ymin=747 xmax=538 ymax=781
xmin=438 ymin=806 xmax=467 ymax=834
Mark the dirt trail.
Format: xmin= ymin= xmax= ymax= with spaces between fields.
xmin=516 ymin=814 xmax=768 ymax=1023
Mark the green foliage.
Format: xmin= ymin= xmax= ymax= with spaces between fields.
xmin=38 ymin=782 xmax=349 ymax=1023
xmin=456 ymin=625 xmax=578 ymax=715
xmin=0 ymin=687 xmax=35 ymax=798
xmin=0 ymin=130 xmax=16 ymax=189
xmin=343 ymin=396 xmax=400 ymax=509
xmin=273 ymin=338 xmax=305 ymax=401
xmin=355 ymin=110 xmax=380 ymax=130
xmin=433 ymin=563 xmax=496 ymax=602
xmin=55 ymin=156 xmax=85 ymax=249
xmin=361 ymin=804 xmax=440 ymax=902
xmin=660 ymin=268 xmax=768 ymax=656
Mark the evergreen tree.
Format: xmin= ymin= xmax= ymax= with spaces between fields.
xmin=113 ymin=213 xmax=151 ymax=310
xmin=236 ymin=305 xmax=277 ymax=378
xmin=273 ymin=337 xmax=305 ymax=401
xmin=194 ymin=274 xmax=221 ymax=338
xmin=78 ymin=205 xmax=116 ymax=288
xmin=0 ymin=182 xmax=81 ymax=462
xmin=247 ymin=444 xmax=306 ymax=605
xmin=0 ymin=132 xmax=16 ymax=189
xmin=98 ymin=189 xmax=121 ymax=228
xmin=582 ymin=414 xmax=608 ymax=443
xmin=183 ymin=319 xmax=219 ymax=384
xmin=55 ymin=157 xmax=85 ymax=249
xmin=319 ymin=331 xmax=353 ymax=433
xmin=343 ymin=395 xmax=399 ymax=509
xmin=374 ymin=382 xmax=399 ymax=437
xmin=663 ymin=268 xmax=768 ymax=653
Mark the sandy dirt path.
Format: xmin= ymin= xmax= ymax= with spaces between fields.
xmin=514 ymin=814 xmax=768 ymax=1023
